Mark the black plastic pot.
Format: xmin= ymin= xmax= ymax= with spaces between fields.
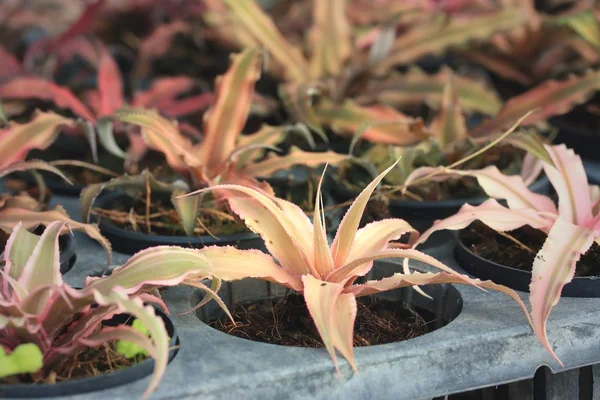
xmin=0 ymin=308 xmax=179 ymax=398
xmin=92 ymin=192 xmax=265 ymax=254
xmin=330 ymin=175 xmax=551 ymax=232
xmin=454 ymin=231 xmax=600 ymax=297
xmin=551 ymin=117 xmax=600 ymax=161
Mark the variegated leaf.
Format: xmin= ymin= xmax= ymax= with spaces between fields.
xmin=359 ymin=67 xmax=503 ymax=115
xmin=378 ymin=6 xmax=528 ymax=72
xmin=0 ymin=111 xmax=76 ymax=168
xmin=308 ymin=0 xmax=352 ymax=79
xmin=530 ymin=218 xmax=596 ymax=365
xmin=222 ymin=0 xmax=308 ymax=82
xmin=543 ymin=144 xmax=593 ymax=226
xmin=413 ymin=199 xmax=555 ymax=248
xmin=315 ymin=99 xmax=429 ymax=145
xmin=429 ymin=76 xmax=468 ymax=148
xmin=331 ymin=160 xmax=400 ymax=267
xmin=0 ymin=206 xmax=111 ymax=264
xmin=198 ymin=48 xmax=261 ymax=171
xmin=241 ymin=147 xmax=349 ymax=178
xmin=302 ymin=275 xmax=356 ymax=372
xmin=472 ymin=70 xmax=600 ymax=136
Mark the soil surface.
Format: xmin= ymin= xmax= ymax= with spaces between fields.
xmin=94 ymin=194 xmax=248 ymax=237
xmin=0 ymin=341 xmax=143 ymax=385
xmin=461 ymin=222 xmax=600 ymax=276
xmin=210 ymin=294 xmax=432 ymax=347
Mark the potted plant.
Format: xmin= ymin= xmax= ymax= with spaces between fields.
xmin=80 ymin=47 xmax=347 ymax=253
xmin=0 ymin=220 xmax=237 ymax=398
xmin=407 ymin=143 xmax=600 ymax=364
xmin=331 ymin=81 xmax=550 ymax=231
xmin=176 ymin=159 xmax=543 ymax=370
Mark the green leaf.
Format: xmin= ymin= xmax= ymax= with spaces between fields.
xmin=0 ymin=343 xmax=43 ymax=378
xmin=172 ymin=191 xmax=200 ymax=236
xmin=116 ymin=319 xmax=151 ymax=359
xmin=555 ymin=10 xmax=600 ymax=48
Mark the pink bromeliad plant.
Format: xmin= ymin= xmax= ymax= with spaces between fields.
xmin=0 ymin=36 xmax=222 ymax=164
xmin=81 ymin=47 xmax=347 ymax=235
xmin=0 ymin=221 xmax=237 ymax=398
xmin=177 ymin=161 xmax=535 ymax=370
xmin=405 ymin=143 xmax=597 ymax=364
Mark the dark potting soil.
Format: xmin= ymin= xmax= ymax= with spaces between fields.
xmin=0 ymin=341 xmax=146 ymax=386
xmin=461 ymin=222 xmax=600 ymax=276
xmin=94 ymin=195 xmax=248 ymax=237
xmin=211 ymin=294 xmax=431 ymax=347
xmin=1 ymin=343 xmax=145 ymax=386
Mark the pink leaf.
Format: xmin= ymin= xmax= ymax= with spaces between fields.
xmin=313 ymin=169 xmax=335 ymax=278
xmin=302 ymin=275 xmax=356 ymax=372
xmin=530 ymin=218 xmax=596 ymax=365
xmin=347 ymin=271 xmax=532 ymax=329
xmin=196 ymin=246 xmax=303 ymax=291
xmin=543 ymin=144 xmax=593 ymax=226
xmin=342 ymin=219 xmax=417 ymax=275
xmin=0 ymin=77 xmax=96 ymax=122
xmin=0 ymin=206 xmax=111 ymax=266
xmin=405 ymin=165 xmax=557 ymax=213
xmin=96 ymin=43 xmax=124 ymax=117
xmin=89 ymin=289 xmax=169 ymax=399
xmin=414 ymin=199 xmax=555 ymax=248
xmin=331 ymin=160 xmax=400 ymax=267
xmin=0 ymin=111 xmax=77 ymax=168
xmin=180 ymin=184 xmax=315 ymax=276
xmin=198 ymin=48 xmax=261 ymax=171
xmin=329 ymin=248 xmax=478 ymax=287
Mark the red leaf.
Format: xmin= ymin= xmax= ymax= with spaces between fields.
xmin=0 ymin=77 xmax=96 ymax=122
xmin=24 ymin=0 xmax=106 ymax=64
